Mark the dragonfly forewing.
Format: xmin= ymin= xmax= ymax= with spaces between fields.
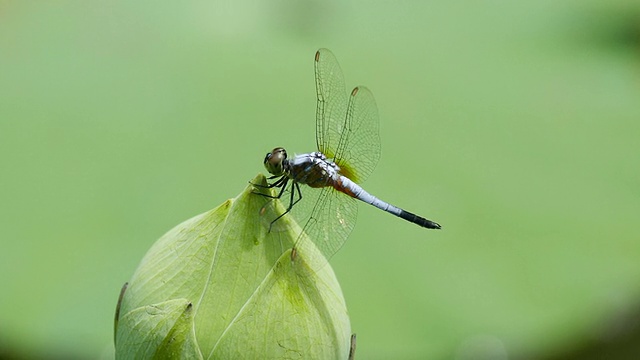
xmin=315 ymin=48 xmax=349 ymax=160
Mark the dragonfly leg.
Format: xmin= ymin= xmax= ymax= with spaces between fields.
xmin=268 ymin=181 xmax=303 ymax=232
xmin=250 ymin=175 xmax=283 ymax=188
xmin=251 ymin=176 xmax=289 ymax=199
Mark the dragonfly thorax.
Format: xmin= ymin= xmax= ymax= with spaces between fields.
xmin=289 ymin=151 xmax=340 ymax=188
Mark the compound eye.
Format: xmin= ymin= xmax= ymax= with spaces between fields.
xmin=263 ymin=147 xmax=287 ymax=176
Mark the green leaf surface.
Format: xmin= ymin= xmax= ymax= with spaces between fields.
xmin=115 ymin=174 xmax=351 ymax=359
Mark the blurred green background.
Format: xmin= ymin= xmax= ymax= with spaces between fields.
xmin=1 ymin=0 xmax=640 ymax=359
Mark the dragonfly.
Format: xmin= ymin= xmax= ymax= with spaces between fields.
xmin=258 ymin=48 xmax=440 ymax=268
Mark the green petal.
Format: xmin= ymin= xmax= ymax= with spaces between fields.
xmin=116 ymin=299 xmax=199 ymax=359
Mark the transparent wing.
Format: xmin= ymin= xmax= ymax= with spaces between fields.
xmin=332 ymin=86 xmax=381 ymax=183
xmin=292 ymin=186 xmax=358 ymax=272
xmin=314 ymin=48 xmax=348 ymax=160
xmin=315 ymin=49 xmax=381 ymax=183
xmin=265 ymin=181 xmax=357 ymax=271
xmin=281 ymin=49 xmax=380 ymax=271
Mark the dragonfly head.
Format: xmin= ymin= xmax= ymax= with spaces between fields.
xmin=264 ymin=147 xmax=288 ymax=176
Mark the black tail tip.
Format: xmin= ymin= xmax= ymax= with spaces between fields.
xmin=426 ymin=220 xmax=441 ymax=229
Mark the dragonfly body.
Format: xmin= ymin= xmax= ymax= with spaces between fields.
xmin=269 ymin=148 xmax=441 ymax=230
